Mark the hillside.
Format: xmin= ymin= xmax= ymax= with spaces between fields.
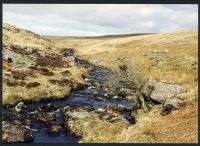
xmin=2 ymin=23 xmax=88 ymax=105
xmin=48 ymin=30 xmax=198 ymax=94
xmin=47 ymin=30 xmax=198 ymax=143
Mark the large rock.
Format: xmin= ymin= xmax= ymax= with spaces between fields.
xmin=142 ymin=80 xmax=186 ymax=103
xmin=3 ymin=122 xmax=34 ymax=143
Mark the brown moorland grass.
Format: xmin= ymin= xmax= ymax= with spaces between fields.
xmin=3 ymin=23 xmax=88 ymax=105
xmin=47 ymin=29 xmax=198 ymax=95
xmin=47 ymin=30 xmax=198 ymax=143
xmin=116 ymin=102 xmax=198 ymax=143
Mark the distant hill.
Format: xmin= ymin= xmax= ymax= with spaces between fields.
xmin=45 ymin=33 xmax=156 ymax=40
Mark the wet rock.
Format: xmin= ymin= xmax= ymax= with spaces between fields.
xmin=3 ymin=122 xmax=34 ymax=143
xmin=94 ymin=81 xmax=100 ymax=90
xmin=88 ymin=86 xmax=96 ymax=89
xmin=126 ymin=95 xmax=136 ymax=101
xmin=64 ymin=106 xmax=94 ymax=120
xmin=96 ymin=108 xmax=106 ymax=112
xmin=105 ymin=104 xmax=128 ymax=113
xmin=92 ymin=91 xmax=99 ymax=97
xmin=68 ymin=111 xmax=90 ymax=119
xmin=96 ymin=96 xmax=106 ymax=101
xmin=112 ymin=95 xmax=122 ymax=99
xmin=47 ymin=121 xmax=63 ymax=134
xmin=84 ymin=78 xmax=91 ymax=82
xmin=38 ymin=103 xmax=55 ymax=112
xmin=97 ymin=110 xmax=127 ymax=123
xmin=142 ymin=80 xmax=186 ymax=103
xmin=15 ymin=102 xmax=26 ymax=113
xmin=126 ymin=95 xmax=140 ymax=109
xmin=116 ymin=88 xmax=132 ymax=97
xmin=31 ymin=112 xmax=56 ymax=122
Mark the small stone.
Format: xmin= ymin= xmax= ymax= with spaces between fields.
xmin=38 ymin=103 xmax=55 ymax=112
xmin=113 ymin=95 xmax=120 ymax=99
xmin=84 ymin=78 xmax=90 ymax=82
xmin=15 ymin=102 xmax=26 ymax=113
xmin=47 ymin=122 xmax=62 ymax=135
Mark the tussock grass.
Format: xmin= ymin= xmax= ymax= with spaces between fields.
xmin=3 ymin=23 xmax=89 ymax=105
xmin=48 ymin=30 xmax=198 ymax=143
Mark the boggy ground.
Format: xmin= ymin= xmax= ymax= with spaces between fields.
xmin=47 ymin=30 xmax=198 ymax=143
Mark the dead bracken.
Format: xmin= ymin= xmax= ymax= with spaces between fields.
xmin=11 ymin=71 xmax=27 ymax=80
xmin=38 ymin=67 xmax=54 ymax=76
xmin=49 ymin=79 xmax=72 ymax=86
xmin=61 ymin=70 xmax=72 ymax=76
xmin=26 ymin=82 xmax=41 ymax=88
xmin=36 ymin=55 xmax=68 ymax=68
xmin=5 ymin=79 xmax=27 ymax=87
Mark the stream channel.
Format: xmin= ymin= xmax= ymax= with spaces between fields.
xmin=2 ymin=57 xmax=136 ymax=143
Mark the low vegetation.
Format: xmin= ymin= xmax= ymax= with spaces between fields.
xmin=2 ymin=23 xmax=88 ymax=105
xmin=48 ymin=29 xmax=198 ymax=143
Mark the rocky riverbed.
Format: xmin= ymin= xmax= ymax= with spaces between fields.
xmin=2 ymin=55 xmax=137 ymax=143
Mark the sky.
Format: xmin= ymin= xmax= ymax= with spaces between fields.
xmin=3 ymin=4 xmax=198 ymax=36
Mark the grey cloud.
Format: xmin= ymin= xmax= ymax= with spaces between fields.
xmin=3 ymin=4 xmax=198 ymax=36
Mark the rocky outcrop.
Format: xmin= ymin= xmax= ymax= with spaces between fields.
xmin=142 ymin=80 xmax=186 ymax=103
xmin=3 ymin=121 xmax=34 ymax=143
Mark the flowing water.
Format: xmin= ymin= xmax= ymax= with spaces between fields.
xmin=2 ymin=57 xmax=136 ymax=143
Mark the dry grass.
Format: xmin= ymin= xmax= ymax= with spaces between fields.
xmin=3 ymin=23 xmax=88 ymax=105
xmin=50 ymin=32 xmax=197 ymax=77
xmin=48 ymin=29 xmax=198 ymax=97
xmin=116 ymin=102 xmax=198 ymax=143
xmin=47 ymin=30 xmax=198 ymax=143
xmin=149 ymin=102 xmax=198 ymax=143
xmin=66 ymin=112 xmax=130 ymax=143
xmin=3 ymin=23 xmax=56 ymax=51
xmin=3 ymin=64 xmax=88 ymax=105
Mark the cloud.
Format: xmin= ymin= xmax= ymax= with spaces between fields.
xmin=3 ymin=4 xmax=198 ymax=36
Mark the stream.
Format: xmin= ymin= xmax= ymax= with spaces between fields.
xmin=2 ymin=56 xmax=136 ymax=143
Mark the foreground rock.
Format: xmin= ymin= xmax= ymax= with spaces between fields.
xmin=3 ymin=121 xmax=34 ymax=143
xmin=161 ymin=98 xmax=185 ymax=115
xmin=63 ymin=106 xmax=130 ymax=138
xmin=142 ymin=80 xmax=186 ymax=103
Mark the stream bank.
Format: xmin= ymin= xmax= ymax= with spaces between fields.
xmin=2 ymin=52 xmax=137 ymax=143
